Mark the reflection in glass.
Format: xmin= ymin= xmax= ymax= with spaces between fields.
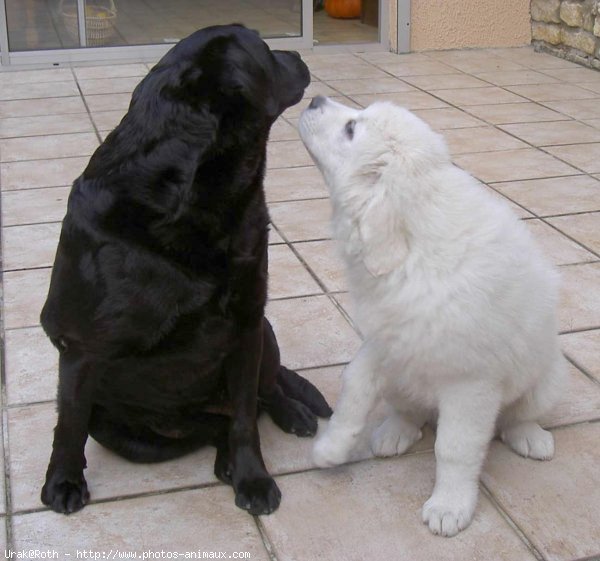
xmin=82 ymin=0 xmax=302 ymax=48
xmin=6 ymin=0 xmax=80 ymax=51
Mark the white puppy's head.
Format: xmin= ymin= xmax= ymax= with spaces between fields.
xmin=298 ymin=97 xmax=450 ymax=276
xmin=298 ymin=96 xmax=449 ymax=192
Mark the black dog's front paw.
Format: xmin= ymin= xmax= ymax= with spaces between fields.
xmin=234 ymin=477 xmax=281 ymax=515
xmin=41 ymin=469 xmax=90 ymax=514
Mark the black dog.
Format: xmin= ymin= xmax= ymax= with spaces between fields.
xmin=40 ymin=24 xmax=331 ymax=517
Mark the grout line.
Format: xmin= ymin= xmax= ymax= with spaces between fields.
xmin=559 ymin=325 xmax=600 ymax=336
xmin=563 ymin=354 xmax=600 ymax=387
xmin=253 ymin=517 xmax=279 ymax=561
xmin=71 ymin=67 xmax=103 ymax=145
xmin=479 ymin=485 xmax=546 ymax=561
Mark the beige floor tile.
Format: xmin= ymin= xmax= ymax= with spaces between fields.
xmin=491 ymin=175 xmax=600 ymax=216
xmin=311 ymin=64 xmax=391 ymax=81
xmin=269 ymin=228 xmax=284 ymax=244
xmin=325 ymin=77 xmax=414 ymax=95
xmin=84 ymin=93 xmax=133 ymax=112
xmin=3 ymin=268 xmax=51 ymax=329
xmin=433 ymin=87 xmax=527 ymax=107
xmin=482 ymin=423 xmax=600 ymax=561
xmin=494 ymin=51 xmax=578 ymax=69
xmin=350 ymin=91 xmax=449 ymax=110
xmin=73 ymin=63 xmax=149 ymax=80
xmin=578 ymin=80 xmax=600 ymax=95
xmin=262 ymin=455 xmax=537 ymax=561
xmin=544 ymin=143 xmax=600 ymax=174
xmin=294 ymin=240 xmax=347 ymax=292
xmin=525 ymin=220 xmax=596 ymax=266
xmin=0 ymin=133 xmax=99 ymax=163
xmin=264 ymin=166 xmax=327 ymax=203
xmin=559 ymin=263 xmax=600 ymax=332
xmin=474 ymin=70 xmax=560 ymax=86
xmin=283 ymin=95 xmax=359 ymax=119
xmin=91 ymin=109 xmax=126 ymax=131
xmin=539 ymin=66 xmax=600 ymax=81
xmin=0 ymin=113 xmax=94 ymax=139
xmin=375 ymin=61 xmax=460 ymax=77
xmin=542 ymin=99 xmax=600 ymax=120
xmin=447 ymin=59 xmax=528 ymax=74
xmin=268 ymin=244 xmax=321 ymax=299
xmin=0 ymin=96 xmax=86 ymax=119
xmin=443 ymin=126 xmax=528 ymax=155
xmin=541 ymin=363 xmax=600 ymax=427
xmin=584 ymin=118 xmax=600 ymax=129
xmin=0 ymin=68 xmax=74 ymax=85
xmin=12 ymin=485 xmax=269 ymax=559
xmin=4 ymin=326 xmax=58 ymax=406
xmin=357 ymin=52 xmax=432 ymax=64
xmin=561 ymin=329 xmax=600 ymax=381
xmin=402 ymin=73 xmax=490 ymax=90
xmin=1 ymin=186 xmax=70 ymax=226
xmin=413 ymin=107 xmax=486 ymax=130
xmin=0 ymin=81 xmax=80 ymax=102
xmin=267 ymin=139 xmax=313 ymax=169
xmin=500 ymin=120 xmax=600 ymax=146
xmin=1 ymin=157 xmax=87 ymax=190
xmin=506 ymin=83 xmax=598 ymax=102
xmin=266 ymin=295 xmax=361 ymax=370
xmin=464 ymin=102 xmax=570 ymax=124
xmin=269 ymin=119 xmax=300 ymax=142
xmin=547 ymin=212 xmax=600 ymax=255
xmin=303 ymin=80 xmax=339 ymax=98
xmin=2 ymin=223 xmax=61 ymax=270
xmin=484 ymin=186 xmax=535 ymax=218
xmin=454 ymin=149 xmax=578 ymax=183
xmin=78 ymin=76 xmax=143 ymax=96
xmin=8 ymin=402 xmax=220 ymax=512
xmin=269 ymin=198 xmax=333 ymax=242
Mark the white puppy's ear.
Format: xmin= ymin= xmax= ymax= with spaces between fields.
xmin=357 ymin=196 xmax=408 ymax=277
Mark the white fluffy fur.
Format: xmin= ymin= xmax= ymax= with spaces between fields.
xmin=298 ymin=98 xmax=567 ymax=537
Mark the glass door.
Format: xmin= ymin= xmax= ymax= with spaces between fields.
xmin=0 ymin=0 xmax=388 ymax=66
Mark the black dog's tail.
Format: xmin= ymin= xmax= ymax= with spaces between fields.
xmin=88 ymin=406 xmax=228 ymax=463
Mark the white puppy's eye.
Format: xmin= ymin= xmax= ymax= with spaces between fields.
xmin=345 ymin=119 xmax=356 ymax=139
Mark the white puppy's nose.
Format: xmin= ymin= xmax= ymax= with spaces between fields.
xmin=309 ymin=95 xmax=327 ymax=109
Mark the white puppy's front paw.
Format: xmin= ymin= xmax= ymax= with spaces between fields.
xmin=422 ymin=489 xmax=477 ymax=537
xmin=312 ymin=432 xmax=352 ymax=468
xmin=501 ymin=422 xmax=554 ymax=460
xmin=370 ymin=415 xmax=422 ymax=457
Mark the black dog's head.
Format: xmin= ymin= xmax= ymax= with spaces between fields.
xmin=135 ymin=24 xmax=309 ymax=134
xmin=85 ymin=25 xmax=309 ymax=179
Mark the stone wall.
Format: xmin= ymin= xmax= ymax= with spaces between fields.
xmin=531 ymin=0 xmax=600 ymax=69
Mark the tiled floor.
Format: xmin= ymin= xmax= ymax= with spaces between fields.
xmin=1 ymin=46 xmax=600 ymax=560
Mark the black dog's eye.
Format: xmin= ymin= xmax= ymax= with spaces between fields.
xmin=345 ymin=119 xmax=356 ymax=139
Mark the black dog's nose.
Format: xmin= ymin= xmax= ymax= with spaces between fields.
xmin=309 ymin=95 xmax=327 ymax=110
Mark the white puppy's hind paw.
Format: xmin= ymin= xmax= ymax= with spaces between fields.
xmin=370 ymin=415 xmax=422 ymax=457
xmin=501 ymin=422 xmax=554 ymax=460
xmin=422 ymin=491 xmax=477 ymax=537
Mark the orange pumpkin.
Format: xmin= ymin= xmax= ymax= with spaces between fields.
xmin=325 ymin=0 xmax=362 ymax=19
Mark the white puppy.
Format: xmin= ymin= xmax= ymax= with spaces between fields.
xmin=298 ymin=97 xmax=566 ymax=537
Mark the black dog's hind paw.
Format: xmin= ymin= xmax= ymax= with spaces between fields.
xmin=279 ymin=367 xmax=333 ymax=418
xmin=41 ymin=471 xmax=90 ymax=514
xmin=268 ymin=395 xmax=318 ymax=437
xmin=234 ymin=477 xmax=281 ymax=515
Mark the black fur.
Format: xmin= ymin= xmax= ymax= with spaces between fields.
xmin=40 ymin=24 xmax=332 ymax=517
